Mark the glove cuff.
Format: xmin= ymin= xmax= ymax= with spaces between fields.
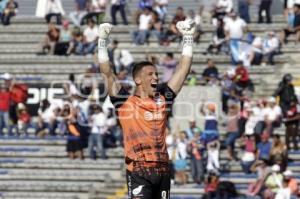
xmin=98 ymin=38 xmax=109 ymax=63
xmin=182 ymin=35 xmax=194 ymax=46
xmin=98 ymin=38 xmax=109 ymax=48
xmin=182 ymin=35 xmax=193 ymax=57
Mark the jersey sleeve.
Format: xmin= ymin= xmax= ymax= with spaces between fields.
xmin=109 ymin=87 xmax=130 ymax=109
xmin=157 ymin=83 xmax=177 ymax=104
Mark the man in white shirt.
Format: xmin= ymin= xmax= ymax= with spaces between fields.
xmin=83 ymin=18 xmax=98 ymax=54
xmin=263 ymin=31 xmax=280 ymax=65
xmin=88 ymin=104 xmax=107 ymax=159
xmin=45 ymin=0 xmax=65 ymax=25
xmin=224 ymin=12 xmax=247 ymax=64
xmin=133 ymin=7 xmax=152 ymax=45
xmin=263 ymin=97 xmax=282 ymax=134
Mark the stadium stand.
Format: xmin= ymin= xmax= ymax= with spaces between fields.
xmin=0 ymin=0 xmax=300 ymax=199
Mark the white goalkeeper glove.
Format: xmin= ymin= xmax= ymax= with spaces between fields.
xmin=176 ymin=19 xmax=196 ymax=57
xmin=98 ymin=23 xmax=113 ymax=63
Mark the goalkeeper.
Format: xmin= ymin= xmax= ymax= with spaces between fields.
xmin=97 ymin=19 xmax=195 ymax=199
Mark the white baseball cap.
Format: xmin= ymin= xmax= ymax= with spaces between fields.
xmin=283 ymin=170 xmax=293 ymax=177
xmin=2 ymin=73 xmax=12 ymax=80
xmin=272 ymin=164 xmax=280 ymax=172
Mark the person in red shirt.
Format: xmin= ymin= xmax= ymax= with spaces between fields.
xmin=98 ymin=19 xmax=195 ymax=199
xmin=0 ymin=83 xmax=11 ymax=136
xmin=234 ymin=61 xmax=249 ymax=89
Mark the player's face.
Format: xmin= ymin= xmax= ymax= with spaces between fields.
xmin=140 ymin=65 xmax=159 ymax=97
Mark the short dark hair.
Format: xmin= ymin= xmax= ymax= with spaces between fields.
xmin=132 ymin=61 xmax=155 ymax=79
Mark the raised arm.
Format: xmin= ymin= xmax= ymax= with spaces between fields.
xmin=98 ymin=23 xmax=121 ymax=97
xmin=167 ymin=19 xmax=195 ymax=94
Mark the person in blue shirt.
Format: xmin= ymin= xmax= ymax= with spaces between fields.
xmin=257 ymin=132 xmax=272 ymax=160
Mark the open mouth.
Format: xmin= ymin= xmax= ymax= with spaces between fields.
xmin=151 ymin=83 xmax=158 ymax=89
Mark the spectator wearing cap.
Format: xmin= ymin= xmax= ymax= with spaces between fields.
xmin=1 ymin=0 xmax=18 ymax=26
xmin=263 ymin=31 xmax=280 ymax=65
xmin=111 ymin=0 xmax=128 ymax=25
xmin=224 ymin=12 xmax=248 ymax=64
xmin=83 ymin=18 xmax=98 ymax=54
xmin=69 ymin=0 xmax=88 ymax=27
xmin=0 ymin=74 xmax=12 ymax=136
xmin=262 ymin=96 xmax=282 ymax=135
xmin=283 ymin=99 xmax=300 ymax=150
xmin=263 ymin=164 xmax=283 ymax=198
xmin=274 ymin=74 xmax=297 ymax=117
xmin=258 ymin=0 xmax=272 ymax=23
xmin=280 ymin=3 xmax=300 ymax=44
xmin=202 ymin=59 xmax=219 ymax=85
xmin=45 ymin=0 xmax=65 ymax=25
xmin=270 ymin=134 xmax=288 ymax=171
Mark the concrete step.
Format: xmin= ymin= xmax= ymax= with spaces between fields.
xmin=0 ymin=191 xmax=88 ymax=199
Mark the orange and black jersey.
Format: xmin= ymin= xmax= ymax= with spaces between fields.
xmin=110 ymin=84 xmax=176 ymax=173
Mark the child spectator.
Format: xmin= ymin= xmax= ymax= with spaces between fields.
xmin=67 ymin=27 xmax=84 ymax=55
xmin=282 ymin=170 xmax=299 ymax=198
xmin=17 ymin=103 xmax=31 ymax=136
